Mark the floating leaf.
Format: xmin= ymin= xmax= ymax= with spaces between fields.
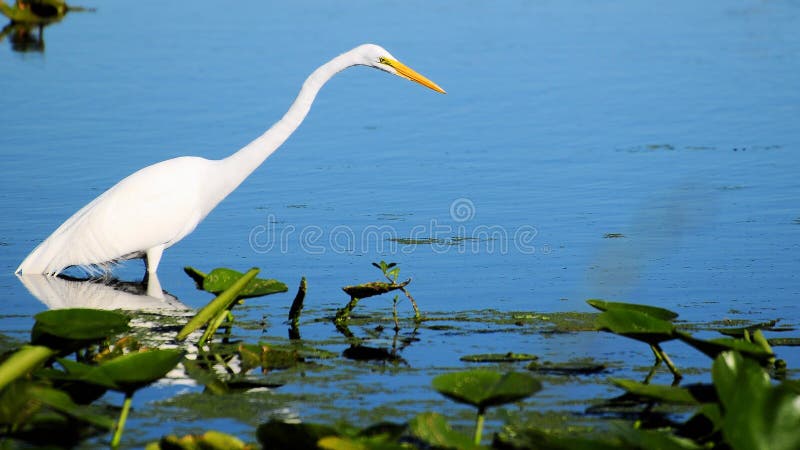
xmin=342 ymin=279 xmax=410 ymax=299
xmin=677 ymin=331 xmax=774 ymax=363
xmin=768 ymin=338 xmax=800 ymax=347
xmin=460 ymin=352 xmax=538 ymax=363
xmin=408 ymin=412 xmax=483 ymax=450
xmin=342 ymin=345 xmax=402 ymax=362
xmin=183 ymin=266 xmax=208 ymax=288
xmin=31 ymin=309 xmax=130 ymax=351
xmin=587 ymin=299 xmax=678 ymax=321
xmin=715 ymin=320 xmax=779 ymax=337
xmin=611 ymin=378 xmax=702 ymax=405
xmin=595 ymin=309 xmax=676 ymax=344
xmin=712 ymin=351 xmax=800 ymax=450
xmin=202 ymin=268 xmax=288 ymax=298
xmin=616 ymin=427 xmax=702 ymax=449
xmin=79 ymin=349 xmax=184 ymax=393
xmin=177 ymin=268 xmax=260 ymax=341
xmin=527 ymin=360 xmax=607 ymax=375
xmin=432 ymin=370 xmax=541 ymax=411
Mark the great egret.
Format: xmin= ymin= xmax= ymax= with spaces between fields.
xmin=16 ymin=43 xmax=445 ymax=277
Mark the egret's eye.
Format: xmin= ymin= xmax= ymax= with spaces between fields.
xmin=378 ymin=57 xmax=393 ymax=66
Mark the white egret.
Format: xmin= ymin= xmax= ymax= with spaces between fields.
xmin=16 ymin=43 xmax=445 ymax=277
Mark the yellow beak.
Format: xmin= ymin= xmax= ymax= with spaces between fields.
xmin=385 ymin=58 xmax=446 ymax=94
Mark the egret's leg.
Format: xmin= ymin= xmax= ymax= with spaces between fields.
xmin=146 ymin=272 xmax=165 ymax=299
xmin=145 ymin=245 xmax=165 ymax=275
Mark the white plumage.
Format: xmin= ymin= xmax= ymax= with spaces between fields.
xmin=16 ymin=44 xmax=445 ymax=277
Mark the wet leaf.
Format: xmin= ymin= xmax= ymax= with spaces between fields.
xmin=595 ymin=309 xmax=676 ymax=344
xmin=341 ymin=279 xmax=410 ymax=299
xmin=586 ymin=299 xmax=678 ymax=321
xmin=288 ymin=277 xmax=307 ymax=335
xmin=715 ymin=320 xmax=779 ymax=337
xmin=611 ymin=378 xmax=701 ymax=405
xmin=676 ymin=331 xmax=774 ymax=363
xmin=31 ymin=309 xmax=130 ymax=350
xmin=432 ymin=370 xmax=541 ymax=411
xmin=617 ymin=427 xmax=702 ymax=449
xmin=768 ymin=338 xmax=800 ymax=347
xmin=183 ymin=266 xmax=208 ymax=288
xmin=408 ymin=412 xmax=483 ymax=449
xmin=712 ymin=351 xmax=800 ymax=450
xmin=202 ymin=268 xmax=288 ymax=298
xmin=460 ymin=352 xmax=538 ymax=363
xmin=80 ymin=349 xmax=184 ymax=393
xmin=177 ymin=268 xmax=260 ymax=341
xmin=527 ymin=360 xmax=607 ymax=375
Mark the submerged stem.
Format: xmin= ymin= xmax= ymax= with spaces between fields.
xmin=653 ymin=343 xmax=682 ymax=381
xmin=111 ymin=392 xmax=133 ymax=448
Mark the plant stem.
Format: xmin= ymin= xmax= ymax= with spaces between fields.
xmin=111 ymin=392 xmax=133 ymax=448
xmin=653 ymin=343 xmax=682 ymax=381
xmin=474 ymin=409 xmax=485 ymax=445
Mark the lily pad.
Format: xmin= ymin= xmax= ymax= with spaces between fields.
xmin=185 ymin=267 xmax=287 ymax=298
xmin=586 ymin=299 xmax=678 ymax=321
xmin=527 ymin=360 xmax=607 ymax=375
xmin=432 ymin=370 xmax=541 ymax=411
xmin=460 ymin=352 xmax=538 ymax=363
xmin=595 ymin=309 xmax=676 ymax=344
xmin=31 ymin=309 xmax=130 ymax=350
xmin=342 ymin=279 xmax=410 ymax=299
xmin=408 ymin=412 xmax=483 ymax=450
xmin=611 ymin=378 xmax=702 ymax=405
xmin=79 ymin=349 xmax=184 ymax=393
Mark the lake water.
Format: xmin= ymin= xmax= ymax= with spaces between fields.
xmin=1 ymin=0 xmax=798 ymax=446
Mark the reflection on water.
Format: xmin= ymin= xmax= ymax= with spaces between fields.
xmin=17 ymin=274 xmax=190 ymax=311
xmin=1 ymin=22 xmax=44 ymax=52
xmin=0 ymin=0 xmax=92 ymax=53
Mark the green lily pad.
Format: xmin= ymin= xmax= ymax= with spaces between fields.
xmin=185 ymin=267 xmax=288 ymax=298
xmin=586 ymin=299 xmax=678 ymax=321
xmin=611 ymin=378 xmax=701 ymax=405
xmin=341 ymin=279 xmax=410 ymax=299
xmin=76 ymin=349 xmax=184 ymax=393
xmin=676 ymin=331 xmax=774 ymax=363
xmin=460 ymin=352 xmax=538 ymax=363
xmin=617 ymin=427 xmax=703 ymax=449
xmin=712 ymin=351 xmax=800 ymax=450
xmin=527 ymin=360 xmax=607 ymax=375
xmin=715 ymin=320 xmax=779 ymax=337
xmin=408 ymin=412 xmax=483 ymax=450
xmin=432 ymin=370 xmax=541 ymax=411
xmin=767 ymin=338 xmax=800 ymax=347
xmin=595 ymin=309 xmax=676 ymax=344
xmin=177 ymin=268 xmax=261 ymax=341
xmin=31 ymin=309 xmax=130 ymax=351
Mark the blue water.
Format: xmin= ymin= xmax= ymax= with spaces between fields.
xmin=1 ymin=0 xmax=799 ymax=445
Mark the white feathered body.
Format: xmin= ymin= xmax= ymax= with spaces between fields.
xmin=15 ymin=44 xmax=443 ymax=277
xmin=17 ymin=157 xmax=222 ymax=275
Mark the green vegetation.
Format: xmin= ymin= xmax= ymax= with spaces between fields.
xmin=0 ymin=266 xmax=797 ymax=448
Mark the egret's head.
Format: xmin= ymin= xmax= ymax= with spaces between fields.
xmin=357 ymin=44 xmax=446 ymax=94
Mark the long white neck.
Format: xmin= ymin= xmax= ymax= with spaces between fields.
xmin=210 ymin=50 xmax=357 ymax=208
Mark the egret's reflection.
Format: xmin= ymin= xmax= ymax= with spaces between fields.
xmin=17 ymin=273 xmax=190 ymax=312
